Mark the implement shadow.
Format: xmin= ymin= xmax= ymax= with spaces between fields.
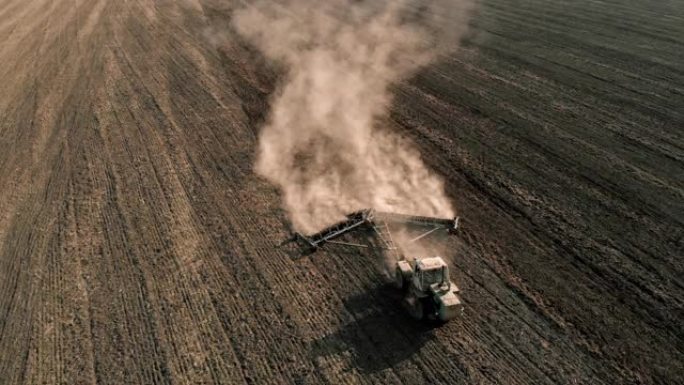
xmin=309 ymin=284 xmax=439 ymax=374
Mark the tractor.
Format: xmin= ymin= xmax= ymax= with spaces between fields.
xmin=292 ymin=209 xmax=463 ymax=322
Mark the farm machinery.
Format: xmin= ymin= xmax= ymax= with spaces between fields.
xmin=293 ymin=209 xmax=463 ymax=322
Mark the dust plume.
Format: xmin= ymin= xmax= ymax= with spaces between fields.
xmin=233 ymin=0 xmax=474 ymax=233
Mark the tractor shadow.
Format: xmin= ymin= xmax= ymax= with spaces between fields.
xmin=309 ymin=284 xmax=440 ymax=374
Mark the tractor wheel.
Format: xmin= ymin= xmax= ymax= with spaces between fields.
xmin=407 ymin=297 xmax=424 ymax=320
xmin=423 ymin=297 xmax=439 ymax=321
xmin=394 ymin=267 xmax=406 ymax=290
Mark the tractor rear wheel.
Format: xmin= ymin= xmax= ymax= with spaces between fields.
xmin=406 ymin=297 xmax=424 ymax=320
xmin=394 ymin=267 xmax=406 ymax=290
xmin=423 ymin=297 xmax=439 ymax=321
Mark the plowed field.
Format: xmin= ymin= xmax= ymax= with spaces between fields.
xmin=0 ymin=0 xmax=682 ymax=384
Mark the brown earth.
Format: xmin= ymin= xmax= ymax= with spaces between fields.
xmin=0 ymin=0 xmax=682 ymax=384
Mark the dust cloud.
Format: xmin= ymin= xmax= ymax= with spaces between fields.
xmin=233 ymin=0 xmax=474 ymax=233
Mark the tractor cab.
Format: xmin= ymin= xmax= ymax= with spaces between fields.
xmin=412 ymin=257 xmax=450 ymax=293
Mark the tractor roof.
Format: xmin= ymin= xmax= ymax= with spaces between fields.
xmin=416 ymin=257 xmax=447 ymax=270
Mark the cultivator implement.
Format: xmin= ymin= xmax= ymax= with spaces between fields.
xmin=294 ymin=208 xmax=458 ymax=251
xmin=295 ymin=209 xmax=373 ymax=249
xmin=374 ymin=212 xmax=459 ymax=232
